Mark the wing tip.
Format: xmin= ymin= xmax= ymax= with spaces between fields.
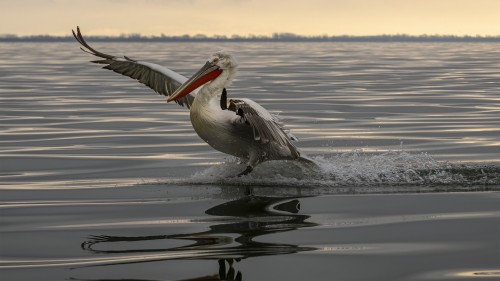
xmin=72 ymin=26 xmax=114 ymax=60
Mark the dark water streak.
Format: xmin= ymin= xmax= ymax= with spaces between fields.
xmin=1 ymin=187 xmax=499 ymax=281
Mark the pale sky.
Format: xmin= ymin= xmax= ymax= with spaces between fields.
xmin=1 ymin=0 xmax=500 ymax=36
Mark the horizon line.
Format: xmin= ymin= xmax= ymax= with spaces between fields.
xmin=2 ymin=33 xmax=500 ymax=42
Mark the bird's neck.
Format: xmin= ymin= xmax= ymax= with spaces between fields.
xmin=194 ymin=67 xmax=237 ymax=105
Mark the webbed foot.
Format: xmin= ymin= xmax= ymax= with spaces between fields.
xmin=237 ymin=165 xmax=253 ymax=177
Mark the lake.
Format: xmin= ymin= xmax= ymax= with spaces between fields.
xmin=1 ymin=41 xmax=499 ymax=280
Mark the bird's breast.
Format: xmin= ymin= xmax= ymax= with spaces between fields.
xmin=190 ymin=99 xmax=254 ymax=157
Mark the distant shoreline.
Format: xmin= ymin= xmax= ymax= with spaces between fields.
xmin=2 ymin=34 xmax=500 ymax=43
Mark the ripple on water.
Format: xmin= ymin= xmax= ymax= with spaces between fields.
xmin=0 ymin=42 xmax=499 ymax=190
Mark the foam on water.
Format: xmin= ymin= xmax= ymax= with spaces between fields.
xmin=159 ymin=150 xmax=500 ymax=188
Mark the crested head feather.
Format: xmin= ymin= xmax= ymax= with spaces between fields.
xmin=209 ymin=50 xmax=239 ymax=69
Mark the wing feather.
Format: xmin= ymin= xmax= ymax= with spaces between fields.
xmin=72 ymin=26 xmax=194 ymax=108
xmin=228 ymin=98 xmax=300 ymax=158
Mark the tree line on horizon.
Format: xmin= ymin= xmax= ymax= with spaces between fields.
xmin=2 ymin=32 xmax=500 ymax=42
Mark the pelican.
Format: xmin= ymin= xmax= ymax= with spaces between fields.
xmin=73 ymin=27 xmax=313 ymax=176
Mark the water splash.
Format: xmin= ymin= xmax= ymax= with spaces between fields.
xmin=159 ymin=150 xmax=500 ymax=188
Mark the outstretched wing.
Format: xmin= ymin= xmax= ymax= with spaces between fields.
xmin=72 ymin=26 xmax=194 ymax=108
xmin=228 ymin=98 xmax=300 ymax=158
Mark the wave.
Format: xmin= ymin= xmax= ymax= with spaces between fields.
xmin=154 ymin=150 xmax=500 ymax=190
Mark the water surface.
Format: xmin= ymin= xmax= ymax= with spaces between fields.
xmin=1 ymin=42 xmax=499 ymax=280
xmin=1 ymin=42 xmax=500 ymax=187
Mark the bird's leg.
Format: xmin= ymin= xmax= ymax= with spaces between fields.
xmin=220 ymin=88 xmax=228 ymax=110
xmin=236 ymin=154 xmax=258 ymax=177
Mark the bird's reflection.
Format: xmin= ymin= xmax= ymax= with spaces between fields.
xmin=79 ymin=194 xmax=317 ymax=281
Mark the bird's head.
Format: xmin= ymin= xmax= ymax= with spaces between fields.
xmin=209 ymin=50 xmax=239 ymax=70
xmin=167 ymin=50 xmax=238 ymax=102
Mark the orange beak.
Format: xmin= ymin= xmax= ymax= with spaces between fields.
xmin=167 ymin=61 xmax=223 ymax=102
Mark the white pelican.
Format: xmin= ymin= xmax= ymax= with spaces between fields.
xmin=73 ymin=27 xmax=313 ymax=176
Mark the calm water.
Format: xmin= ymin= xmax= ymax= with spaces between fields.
xmin=1 ymin=42 xmax=499 ymax=280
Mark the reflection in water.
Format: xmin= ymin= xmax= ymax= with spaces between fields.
xmin=79 ymin=194 xmax=317 ymax=280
